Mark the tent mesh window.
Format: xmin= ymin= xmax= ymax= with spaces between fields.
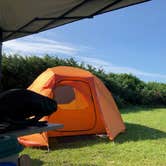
xmin=53 ymin=85 xmax=89 ymax=110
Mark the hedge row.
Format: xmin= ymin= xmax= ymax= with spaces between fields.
xmin=1 ymin=54 xmax=166 ymax=107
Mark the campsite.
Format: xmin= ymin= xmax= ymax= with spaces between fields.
xmin=22 ymin=107 xmax=166 ymax=166
xmin=0 ymin=0 xmax=166 ymax=166
xmin=1 ymin=55 xmax=166 ymax=166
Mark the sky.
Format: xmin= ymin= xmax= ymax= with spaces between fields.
xmin=3 ymin=0 xmax=166 ymax=83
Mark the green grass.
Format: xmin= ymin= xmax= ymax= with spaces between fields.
xmin=21 ymin=107 xmax=166 ymax=166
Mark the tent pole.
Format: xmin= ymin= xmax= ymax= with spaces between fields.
xmin=0 ymin=29 xmax=3 ymax=88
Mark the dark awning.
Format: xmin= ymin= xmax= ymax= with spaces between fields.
xmin=0 ymin=0 xmax=150 ymax=42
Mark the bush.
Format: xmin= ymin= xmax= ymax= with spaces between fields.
xmin=1 ymin=54 xmax=166 ymax=108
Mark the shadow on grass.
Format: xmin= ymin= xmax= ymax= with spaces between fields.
xmin=120 ymin=106 xmax=166 ymax=114
xmin=31 ymin=158 xmax=44 ymax=166
xmin=115 ymin=122 xmax=166 ymax=143
xmin=49 ymin=123 xmax=166 ymax=150
xmin=49 ymin=135 xmax=109 ymax=150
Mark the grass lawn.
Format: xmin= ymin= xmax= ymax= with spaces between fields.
xmin=21 ymin=107 xmax=166 ymax=166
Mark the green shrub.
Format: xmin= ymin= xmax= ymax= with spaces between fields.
xmin=1 ymin=54 xmax=166 ymax=108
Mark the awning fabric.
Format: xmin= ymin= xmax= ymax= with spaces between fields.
xmin=0 ymin=0 xmax=150 ymax=42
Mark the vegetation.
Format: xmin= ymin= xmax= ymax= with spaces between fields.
xmin=1 ymin=55 xmax=166 ymax=165
xmin=21 ymin=107 xmax=166 ymax=166
xmin=1 ymin=54 xmax=166 ymax=107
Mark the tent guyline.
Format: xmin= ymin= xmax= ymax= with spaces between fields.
xmin=2 ymin=0 xmax=149 ymax=41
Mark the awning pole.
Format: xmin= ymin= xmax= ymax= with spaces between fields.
xmin=0 ymin=29 xmax=3 ymax=87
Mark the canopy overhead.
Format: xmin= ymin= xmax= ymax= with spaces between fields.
xmin=0 ymin=0 xmax=150 ymax=42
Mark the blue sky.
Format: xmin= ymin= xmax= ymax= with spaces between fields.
xmin=3 ymin=0 xmax=166 ymax=83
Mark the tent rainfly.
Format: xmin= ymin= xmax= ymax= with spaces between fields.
xmin=18 ymin=66 xmax=126 ymax=147
xmin=0 ymin=0 xmax=150 ymax=80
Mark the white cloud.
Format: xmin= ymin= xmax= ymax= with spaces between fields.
xmin=76 ymin=56 xmax=166 ymax=81
xmin=3 ymin=36 xmax=166 ymax=82
xmin=3 ymin=36 xmax=78 ymax=55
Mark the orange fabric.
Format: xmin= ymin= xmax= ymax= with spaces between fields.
xmin=93 ymin=76 xmax=125 ymax=139
xmin=18 ymin=66 xmax=125 ymax=147
xmin=18 ymin=132 xmax=48 ymax=147
xmin=49 ymin=80 xmax=95 ymax=132
xmin=18 ymin=116 xmax=49 ymax=147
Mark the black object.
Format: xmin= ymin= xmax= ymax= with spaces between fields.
xmin=0 ymin=89 xmax=57 ymax=132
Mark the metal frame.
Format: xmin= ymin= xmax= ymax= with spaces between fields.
xmin=3 ymin=0 xmax=150 ymax=41
xmin=0 ymin=0 xmax=151 ymax=84
xmin=4 ymin=0 xmax=90 ymax=40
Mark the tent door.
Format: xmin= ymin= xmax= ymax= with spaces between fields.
xmin=49 ymin=80 xmax=96 ymax=131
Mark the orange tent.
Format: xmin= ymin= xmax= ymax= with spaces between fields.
xmin=18 ymin=66 xmax=125 ymax=147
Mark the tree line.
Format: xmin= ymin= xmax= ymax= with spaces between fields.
xmin=1 ymin=54 xmax=166 ymax=107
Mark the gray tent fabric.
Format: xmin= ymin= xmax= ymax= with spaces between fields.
xmin=0 ymin=0 xmax=150 ymax=42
